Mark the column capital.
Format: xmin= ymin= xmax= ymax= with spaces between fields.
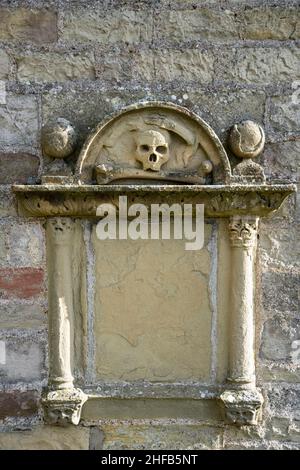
xmin=47 ymin=217 xmax=75 ymax=245
xmin=229 ymin=216 xmax=258 ymax=248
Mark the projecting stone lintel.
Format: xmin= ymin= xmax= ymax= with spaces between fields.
xmin=13 ymin=183 xmax=296 ymax=218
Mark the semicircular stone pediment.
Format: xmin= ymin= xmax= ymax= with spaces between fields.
xmin=76 ymin=102 xmax=232 ymax=185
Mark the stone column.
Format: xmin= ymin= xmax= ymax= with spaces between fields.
xmin=42 ymin=218 xmax=86 ymax=425
xmin=220 ymin=216 xmax=263 ymax=425
xmin=228 ymin=215 xmax=258 ymax=385
xmin=47 ymin=218 xmax=74 ymax=389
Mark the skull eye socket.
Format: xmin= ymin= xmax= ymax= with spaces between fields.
xmin=156 ymin=145 xmax=167 ymax=154
xmin=140 ymin=144 xmax=150 ymax=152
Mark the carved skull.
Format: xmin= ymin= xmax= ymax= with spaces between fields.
xmin=135 ymin=130 xmax=170 ymax=171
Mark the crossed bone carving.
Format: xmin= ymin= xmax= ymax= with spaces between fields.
xmin=95 ymin=161 xmax=213 ymax=185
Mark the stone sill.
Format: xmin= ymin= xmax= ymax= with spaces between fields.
xmin=81 ymin=396 xmax=222 ymax=423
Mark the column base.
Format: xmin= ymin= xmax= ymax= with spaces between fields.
xmin=219 ymin=388 xmax=264 ymax=426
xmin=42 ymin=388 xmax=87 ymax=426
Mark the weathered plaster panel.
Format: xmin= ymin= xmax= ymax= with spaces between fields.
xmin=93 ymin=223 xmax=212 ymax=382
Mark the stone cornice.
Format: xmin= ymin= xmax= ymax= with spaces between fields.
xmin=13 ymin=183 xmax=296 ymax=218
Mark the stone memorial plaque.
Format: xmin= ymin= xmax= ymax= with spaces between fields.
xmin=93 ymin=224 xmax=212 ymax=382
xmin=12 ymin=101 xmax=296 ymax=426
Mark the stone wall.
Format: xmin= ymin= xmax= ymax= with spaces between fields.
xmin=0 ymin=0 xmax=299 ymax=450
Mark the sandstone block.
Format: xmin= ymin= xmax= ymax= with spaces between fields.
xmin=0 ymin=425 xmax=89 ymax=450
xmin=0 ymin=300 xmax=46 ymax=329
xmin=154 ymin=49 xmax=214 ymax=82
xmin=259 ymin=220 xmax=300 ymax=270
xmin=268 ymin=386 xmax=300 ymax=420
xmin=265 ymin=417 xmax=300 ymax=443
xmin=100 ymin=423 xmax=223 ymax=450
xmin=0 ymin=9 xmax=57 ymax=44
xmin=268 ymin=94 xmax=300 ymax=136
xmin=262 ymin=271 xmax=299 ymax=314
xmin=0 ymin=94 xmax=38 ymax=147
xmin=259 ymin=364 xmax=300 ymax=383
xmin=0 ymin=331 xmax=45 ymax=382
xmin=238 ymin=7 xmax=300 ymax=40
xmin=262 ymin=141 xmax=300 ymax=181
xmin=0 ymin=220 xmax=45 ymax=268
xmin=0 ymin=390 xmax=39 ymax=419
xmin=155 ymin=9 xmax=237 ymax=42
xmin=0 ymin=267 xmax=44 ymax=299
xmin=96 ymin=49 xmax=154 ymax=82
xmin=260 ymin=316 xmax=300 ymax=362
xmin=62 ymin=9 xmax=152 ymax=44
xmin=0 ymin=152 xmax=39 ymax=184
xmin=218 ymin=47 xmax=300 ymax=84
xmin=17 ymin=53 xmax=95 ymax=83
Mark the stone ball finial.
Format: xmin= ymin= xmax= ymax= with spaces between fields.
xmin=41 ymin=118 xmax=77 ymax=159
xmin=229 ymin=120 xmax=265 ymax=159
